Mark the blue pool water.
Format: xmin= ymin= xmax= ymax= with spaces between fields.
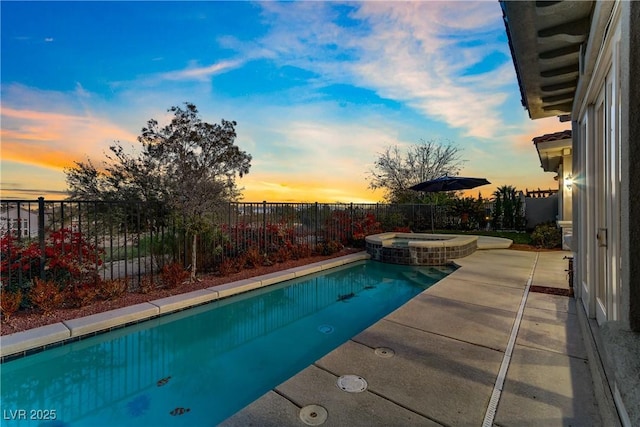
xmin=0 ymin=260 xmax=454 ymax=426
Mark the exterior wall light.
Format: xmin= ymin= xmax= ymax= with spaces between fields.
xmin=564 ymin=174 xmax=573 ymax=191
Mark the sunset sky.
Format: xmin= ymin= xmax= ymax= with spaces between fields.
xmin=1 ymin=1 xmax=568 ymax=203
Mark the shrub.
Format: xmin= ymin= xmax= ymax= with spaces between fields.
xmin=29 ymin=278 xmax=64 ymax=315
xmin=324 ymin=211 xmax=383 ymax=247
xmin=232 ymin=253 xmax=246 ymax=271
xmin=262 ymin=254 xmax=275 ymax=267
xmin=531 ymin=223 xmax=562 ymax=249
xmin=0 ymin=235 xmax=41 ymax=293
xmin=393 ymin=226 xmax=412 ymax=233
xmin=315 ymin=240 xmax=344 ymax=256
xmin=243 ymin=247 xmax=263 ymax=269
xmin=351 ymin=213 xmax=383 ymax=246
xmin=275 ymin=246 xmax=292 ymax=263
xmin=161 ymin=263 xmax=190 ymax=288
xmin=220 ymin=221 xmax=296 ymax=258
xmin=98 ymin=279 xmax=128 ymax=301
xmin=0 ymin=229 xmax=104 ymax=294
xmin=0 ymin=289 xmax=23 ymax=321
xmin=326 ymin=210 xmax=352 ymax=243
xmin=217 ymin=258 xmax=237 ymax=276
xmin=138 ymin=276 xmax=156 ymax=294
xmin=291 ymin=243 xmax=312 ymax=260
xmin=65 ymin=284 xmax=98 ymax=308
xmin=43 ymin=229 xmax=104 ymax=289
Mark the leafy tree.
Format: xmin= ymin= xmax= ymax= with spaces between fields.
xmin=492 ymin=185 xmax=524 ymax=230
xmin=65 ymin=103 xmax=252 ymax=281
xmin=368 ymin=139 xmax=464 ymax=203
xmin=65 ymin=146 xmax=162 ymax=202
xmin=450 ymin=196 xmax=484 ymax=230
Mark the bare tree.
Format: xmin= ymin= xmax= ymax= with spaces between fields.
xmin=368 ymin=139 xmax=464 ymax=203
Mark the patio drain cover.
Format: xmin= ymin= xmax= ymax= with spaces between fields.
xmin=374 ymin=347 xmax=395 ymax=358
xmin=337 ymin=375 xmax=368 ymax=393
xmin=317 ymin=324 xmax=334 ymax=334
xmin=299 ymin=404 xmax=327 ymax=425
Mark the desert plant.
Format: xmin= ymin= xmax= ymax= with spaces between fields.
xmin=291 ymin=243 xmax=312 ymax=260
xmin=98 ymin=279 xmax=128 ymax=301
xmin=65 ymin=284 xmax=98 ymax=308
xmin=217 ymin=258 xmax=238 ymax=276
xmin=530 ymin=223 xmax=562 ymax=249
xmin=29 ymin=278 xmax=64 ymax=315
xmin=161 ymin=263 xmax=190 ymax=288
xmin=138 ymin=276 xmax=156 ymax=294
xmin=274 ymin=245 xmax=292 ymax=263
xmin=243 ymin=247 xmax=263 ymax=269
xmin=315 ymin=240 xmax=344 ymax=256
xmin=231 ymin=253 xmax=246 ymax=271
xmin=0 ymin=289 xmax=23 ymax=321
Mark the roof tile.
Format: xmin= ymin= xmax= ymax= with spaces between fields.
xmin=532 ymin=129 xmax=572 ymax=144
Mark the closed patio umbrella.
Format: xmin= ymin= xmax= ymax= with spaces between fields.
xmin=409 ymin=176 xmax=491 ymax=232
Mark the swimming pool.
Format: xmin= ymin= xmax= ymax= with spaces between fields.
xmin=0 ymin=260 xmax=454 ymax=426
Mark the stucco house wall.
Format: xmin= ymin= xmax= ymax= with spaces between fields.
xmin=523 ymin=193 xmax=557 ymax=230
xmin=502 ymin=1 xmax=640 ymax=424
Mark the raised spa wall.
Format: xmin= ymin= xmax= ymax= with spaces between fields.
xmin=365 ymin=232 xmax=478 ymax=266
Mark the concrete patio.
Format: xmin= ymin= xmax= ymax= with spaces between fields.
xmin=221 ymin=249 xmax=603 ymax=426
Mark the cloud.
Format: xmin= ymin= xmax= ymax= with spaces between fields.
xmin=1 ymin=2 xmax=562 ymax=203
xmin=349 ymin=2 xmax=511 ymax=139
xmin=159 ymin=59 xmax=244 ymax=82
xmin=235 ymin=111 xmax=406 ymax=202
xmin=249 ymin=116 xmax=401 ymax=174
xmin=254 ymin=1 xmax=512 ymax=139
xmin=1 ymin=85 xmax=139 ymax=170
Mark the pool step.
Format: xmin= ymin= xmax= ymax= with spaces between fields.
xmin=417 ymin=269 xmax=448 ymax=281
xmin=432 ymin=266 xmax=456 ymax=275
xmin=400 ymin=272 xmax=426 ymax=286
xmin=400 ymin=269 xmax=445 ymax=286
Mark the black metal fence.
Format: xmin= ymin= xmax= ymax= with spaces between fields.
xmin=0 ymin=198 xmax=452 ymax=290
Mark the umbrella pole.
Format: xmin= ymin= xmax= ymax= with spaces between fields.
xmin=431 ymin=202 xmax=435 ymax=233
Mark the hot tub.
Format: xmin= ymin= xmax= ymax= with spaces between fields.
xmin=365 ymin=232 xmax=478 ymax=265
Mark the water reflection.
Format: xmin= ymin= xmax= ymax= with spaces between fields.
xmin=1 ymin=261 xmax=453 ymax=426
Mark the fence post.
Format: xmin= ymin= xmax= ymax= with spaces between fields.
xmin=38 ymin=197 xmax=46 ymax=279
xmin=262 ymin=201 xmax=267 ymax=254
xmin=412 ymin=204 xmax=415 ymax=228
xmin=315 ymin=202 xmax=319 ymax=246
xmin=60 ymin=201 xmax=65 ymax=230
xmin=350 ymin=203 xmax=354 ymax=242
xmin=182 ymin=211 xmax=187 ymax=268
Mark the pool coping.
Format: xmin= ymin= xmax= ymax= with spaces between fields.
xmin=0 ymin=252 xmax=371 ymax=360
xmin=365 ymin=232 xmax=512 ymax=250
xmin=365 ymin=232 xmax=478 ymax=248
